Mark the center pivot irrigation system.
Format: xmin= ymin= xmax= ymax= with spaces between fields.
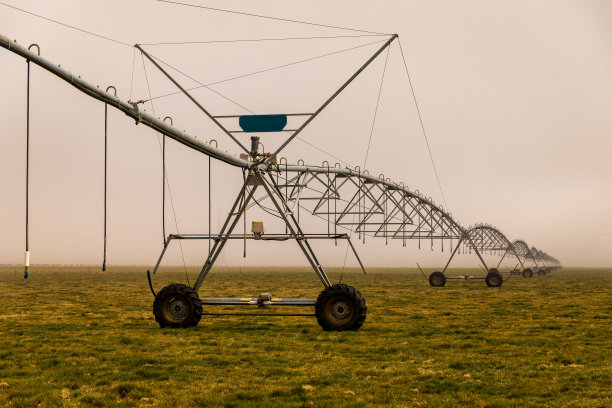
xmin=1 ymin=26 xmax=560 ymax=331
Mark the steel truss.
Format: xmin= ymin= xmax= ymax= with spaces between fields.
xmin=150 ymin=170 xmax=367 ymax=297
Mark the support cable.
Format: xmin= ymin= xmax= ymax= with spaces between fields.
xmin=129 ymin=48 xmax=136 ymax=101
xmin=152 ymin=0 xmax=387 ymax=35
xmin=163 ymin=133 xmax=166 ymax=243
xmin=143 ymin=38 xmax=388 ymax=103
xmin=363 ymin=47 xmax=390 ymax=168
xmin=0 ymin=2 xmax=131 ymax=47
xmin=24 ymin=59 xmax=31 ymax=280
xmin=161 ymin=118 xmax=173 ymax=243
xmin=140 ymin=49 xmax=255 ymax=112
xmin=340 ymin=47 xmax=389 ymax=280
xmin=2 ymin=0 xmax=391 ymax=48
xmin=103 ymin=99 xmax=109 ymax=270
xmin=208 ymin=145 xmax=212 ymax=257
xmin=207 ymin=139 xmax=217 ymax=259
xmin=103 ymin=102 xmax=108 ymax=270
xmin=397 ymin=39 xmax=448 ymax=210
xmin=242 ymin=170 xmax=247 ymax=257
xmin=140 ymin=53 xmax=189 ymax=283
xmin=103 ymin=86 xmax=116 ymax=272
xmin=141 ymin=34 xmax=388 ymax=46
xmin=23 ymin=44 xmax=40 ymax=279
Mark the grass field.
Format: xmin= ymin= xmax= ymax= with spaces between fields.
xmin=0 ymin=266 xmax=610 ymax=407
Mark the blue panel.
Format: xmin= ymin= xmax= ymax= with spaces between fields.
xmin=239 ymin=114 xmax=287 ymax=133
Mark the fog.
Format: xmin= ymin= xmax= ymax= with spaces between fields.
xmin=1 ymin=0 xmax=611 ymax=269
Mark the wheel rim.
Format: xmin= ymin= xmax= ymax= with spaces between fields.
xmin=328 ymin=298 xmax=352 ymax=322
xmin=432 ymin=276 xmax=443 ymax=286
xmin=490 ymin=276 xmax=501 ymax=286
xmin=166 ymin=297 xmax=188 ymax=322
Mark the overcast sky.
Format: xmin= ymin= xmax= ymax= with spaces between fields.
xmin=1 ymin=0 xmax=611 ymax=269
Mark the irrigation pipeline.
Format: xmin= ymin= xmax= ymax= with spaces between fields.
xmin=0 ymin=33 xmax=560 ymax=274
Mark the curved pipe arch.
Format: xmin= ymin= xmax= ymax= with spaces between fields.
xmin=466 ymin=224 xmax=514 ymax=252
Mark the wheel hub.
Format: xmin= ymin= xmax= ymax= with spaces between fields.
xmin=167 ymin=297 xmax=187 ymax=321
xmin=330 ymin=299 xmax=351 ymax=321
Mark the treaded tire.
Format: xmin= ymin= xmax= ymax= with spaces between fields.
xmin=485 ymin=269 xmax=503 ymax=287
xmin=522 ymin=268 xmax=533 ymax=278
xmin=537 ymin=269 xmax=546 ymax=276
xmin=153 ymin=283 xmax=203 ymax=328
xmin=429 ymin=271 xmax=446 ymax=287
xmin=315 ymin=283 xmax=366 ymax=331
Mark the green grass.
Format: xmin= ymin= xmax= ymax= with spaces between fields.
xmin=0 ymin=266 xmax=610 ymax=407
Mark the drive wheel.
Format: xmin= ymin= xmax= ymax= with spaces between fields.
xmin=153 ymin=283 xmax=203 ymax=328
xmin=522 ymin=268 xmax=533 ymax=278
xmin=486 ymin=269 xmax=503 ymax=287
xmin=429 ymin=271 xmax=446 ymax=287
xmin=315 ymin=284 xmax=366 ymax=331
xmin=538 ymin=269 xmax=546 ymax=276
